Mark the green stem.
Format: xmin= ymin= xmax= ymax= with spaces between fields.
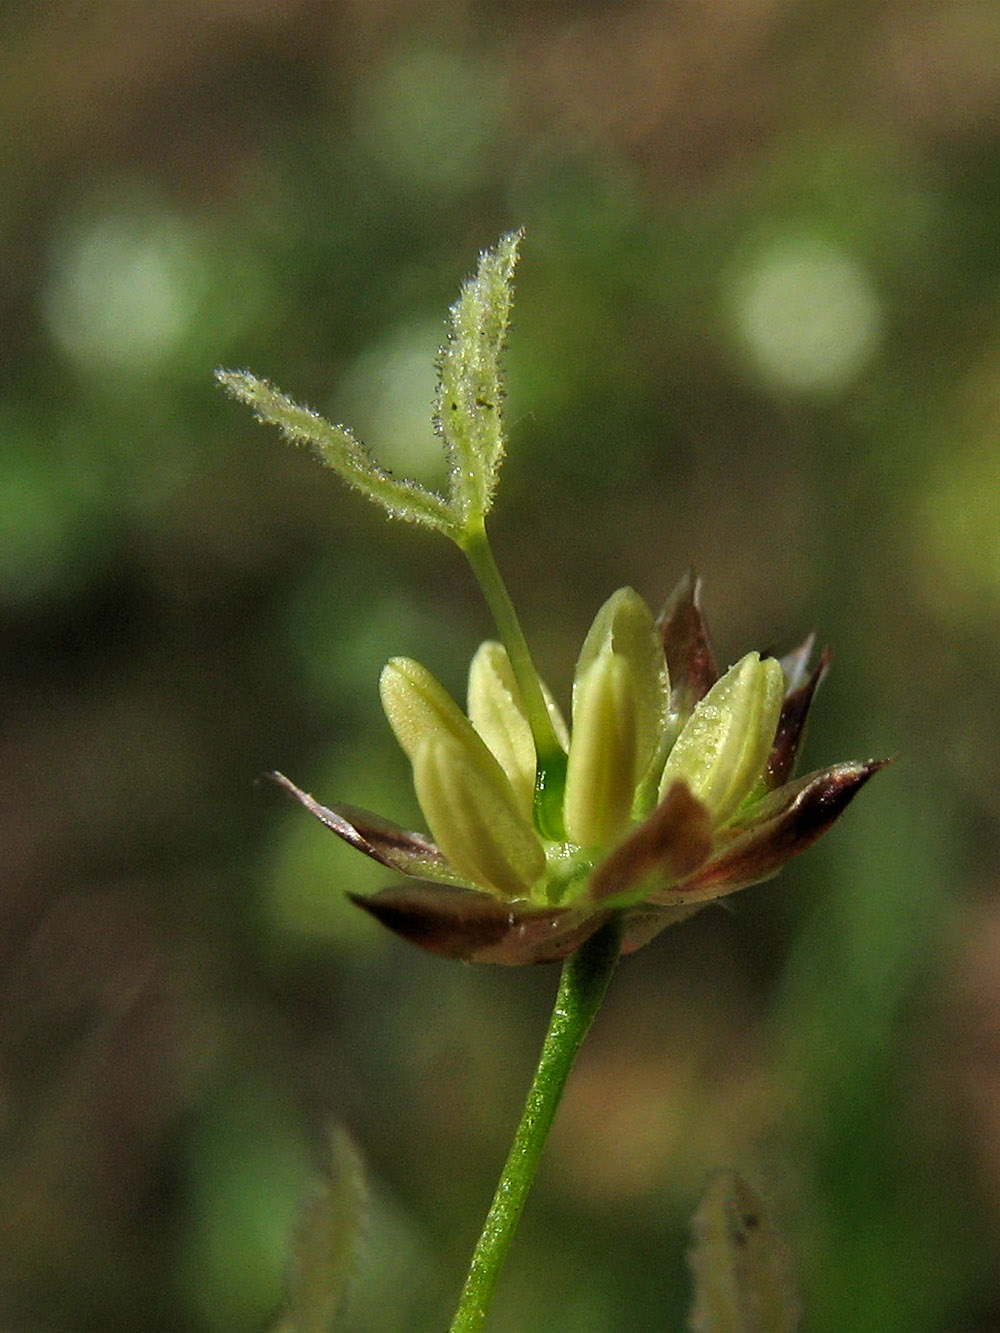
xmin=459 ymin=523 xmax=567 ymax=838
xmin=448 ymin=915 xmax=623 ymax=1333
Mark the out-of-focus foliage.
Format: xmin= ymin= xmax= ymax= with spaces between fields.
xmin=1 ymin=2 xmax=999 ymax=1330
xmin=688 ymin=1171 xmax=801 ymax=1333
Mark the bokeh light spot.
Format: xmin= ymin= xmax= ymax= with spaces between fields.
xmin=729 ymin=237 xmax=883 ymax=393
xmin=43 ymin=199 xmax=207 ymax=374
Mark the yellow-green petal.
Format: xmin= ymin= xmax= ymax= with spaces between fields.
xmin=379 ymin=656 xmax=480 ymax=763
xmin=467 ymin=641 xmax=536 ymax=817
xmin=575 ymin=588 xmax=669 ymax=778
xmin=564 ymin=654 xmax=638 ymax=847
xmin=563 ymin=588 xmax=670 ymax=847
xmin=467 ymin=641 xmax=568 ymax=820
xmin=657 ymin=652 xmax=785 ymax=825
xmin=412 ymin=733 xmax=546 ymax=899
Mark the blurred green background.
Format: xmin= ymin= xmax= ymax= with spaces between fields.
xmin=2 ymin=2 xmax=1000 ymax=1329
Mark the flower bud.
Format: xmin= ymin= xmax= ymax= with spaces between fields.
xmin=412 ymin=733 xmax=546 ymax=899
xmin=657 ymin=651 xmax=785 ymax=824
xmin=563 ymin=588 xmax=670 ymax=848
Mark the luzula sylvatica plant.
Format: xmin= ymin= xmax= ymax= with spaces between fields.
xmin=219 ymin=233 xmax=883 ymax=1331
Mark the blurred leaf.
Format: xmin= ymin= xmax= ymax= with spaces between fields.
xmin=687 ymin=1172 xmax=800 ymax=1333
xmin=271 ymin=1126 xmax=367 ymax=1333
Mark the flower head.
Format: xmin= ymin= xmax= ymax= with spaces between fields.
xmin=275 ymin=573 xmax=885 ymax=964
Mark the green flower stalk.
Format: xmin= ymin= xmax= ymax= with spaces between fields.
xmin=221 ymin=232 xmax=884 ymax=1327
